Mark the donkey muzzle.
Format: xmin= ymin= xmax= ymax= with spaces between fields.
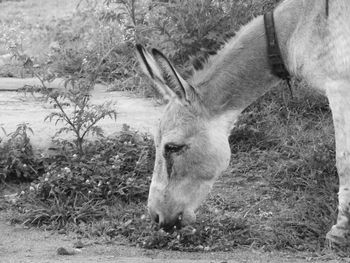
xmin=149 ymin=208 xmax=184 ymax=232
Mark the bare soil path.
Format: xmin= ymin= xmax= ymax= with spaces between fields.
xmin=0 ymin=214 xmax=317 ymax=263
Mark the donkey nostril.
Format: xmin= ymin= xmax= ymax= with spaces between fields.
xmin=154 ymin=214 xmax=159 ymax=224
xmin=149 ymin=208 xmax=160 ymax=224
xmin=159 ymin=213 xmax=183 ymax=232
xmin=174 ymin=213 xmax=183 ymax=230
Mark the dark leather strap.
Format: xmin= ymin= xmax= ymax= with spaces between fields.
xmin=264 ymin=11 xmax=290 ymax=81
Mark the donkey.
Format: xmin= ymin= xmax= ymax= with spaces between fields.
xmin=136 ymin=0 xmax=350 ymax=244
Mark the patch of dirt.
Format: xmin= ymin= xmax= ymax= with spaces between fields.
xmin=0 ymin=212 xmax=317 ymax=263
xmin=0 ymin=143 xmax=339 ymax=263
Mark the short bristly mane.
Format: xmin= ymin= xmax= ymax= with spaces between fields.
xmin=191 ymin=17 xmax=261 ymax=84
xmin=189 ymin=15 xmax=279 ymax=114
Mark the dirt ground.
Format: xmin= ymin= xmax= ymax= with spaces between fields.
xmin=0 ymin=213 xmax=322 ymax=263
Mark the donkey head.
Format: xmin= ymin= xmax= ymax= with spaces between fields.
xmin=136 ymin=45 xmax=235 ymax=232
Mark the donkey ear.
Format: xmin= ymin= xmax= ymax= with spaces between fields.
xmin=136 ymin=44 xmax=194 ymax=103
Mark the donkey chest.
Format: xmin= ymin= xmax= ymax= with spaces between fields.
xmin=324 ymin=14 xmax=350 ymax=78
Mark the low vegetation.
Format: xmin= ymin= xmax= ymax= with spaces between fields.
xmin=0 ymin=123 xmax=44 ymax=181
xmin=0 ymin=0 xmax=341 ymax=254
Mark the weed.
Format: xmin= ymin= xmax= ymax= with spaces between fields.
xmin=15 ymin=127 xmax=154 ymax=229
xmin=44 ymin=82 xmax=117 ymax=156
xmin=13 ymin=40 xmax=118 ymax=156
xmin=0 ymin=123 xmax=44 ymax=182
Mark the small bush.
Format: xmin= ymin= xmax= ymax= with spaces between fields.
xmin=0 ymin=123 xmax=44 ymax=182
xmin=14 ymin=30 xmax=118 ymax=157
xmin=16 ymin=127 xmax=154 ymax=228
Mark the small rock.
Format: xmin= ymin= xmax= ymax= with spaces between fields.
xmin=73 ymin=240 xmax=84 ymax=248
xmin=57 ymin=247 xmax=76 ymax=255
xmin=143 ymin=250 xmax=155 ymax=257
xmin=58 ymin=229 xmax=66 ymax=234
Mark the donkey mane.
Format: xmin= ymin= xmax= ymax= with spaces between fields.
xmin=189 ymin=12 xmax=282 ymax=114
xmin=191 ymin=17 xmax=260 ymax=84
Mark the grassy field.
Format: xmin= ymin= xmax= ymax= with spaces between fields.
xmin=0 ymin=0 xmax=342 ymax=255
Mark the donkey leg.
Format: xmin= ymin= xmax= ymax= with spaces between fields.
xmin=325 ymin=80 xmax=350 ymax=245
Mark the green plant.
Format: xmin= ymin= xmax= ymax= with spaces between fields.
xmin=0 ymin=123 xmax=43 ymax=181
xmin=44 ymin=82 xmax=117 ymax=156
xmin=16 ymin=127 xmax=154 ymax=228
xmin=102 ymin=0 xmax=281 ymax=95
xmin=13 ymin=41 xmax=118 ymax=156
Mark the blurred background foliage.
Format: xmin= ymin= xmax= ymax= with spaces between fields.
xmin=1 ymin=0 xmax=281 ymax=94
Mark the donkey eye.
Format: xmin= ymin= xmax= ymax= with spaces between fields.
xmin=164 ymin=144 xmax=186 ymax=154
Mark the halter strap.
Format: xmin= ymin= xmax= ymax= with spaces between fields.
xmin=263 ymin=2 xmax=329 ymax=96
xmin=264 ymin=11 xmax=290 ymax=82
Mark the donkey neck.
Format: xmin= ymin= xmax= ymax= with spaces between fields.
xmin=191 ymin=0 xmax=303 ymax=116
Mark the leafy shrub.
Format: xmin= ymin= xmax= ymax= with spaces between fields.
xmin=16 ymin=127 xmax=154 ymax=228
xmin=14 ymin=31 xmax=118 ymax=157
xmin=48 ymin=6 xmax=132 ymax=83
xmin=44 ymin=82 xmax=117 ymax=156
xmin=104 ymin=0 xmax=282 ymax=92
xmin=0 ymin=123 xmax=44 ymax=181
